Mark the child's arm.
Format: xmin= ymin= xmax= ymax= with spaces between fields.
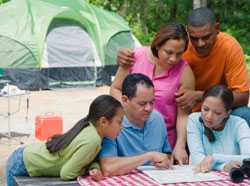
xmin=60 ymin=142 xmax=99 ymax=180
xmin=89 ymin=168 xmax=103 ymax=181
xmin=88 ymin=161 xmax=100 ymax=170
xmin=187 ymin=116 xmax=206 ymax=165
xmin=88 ymin=160 xmax=103 ymax=181
xmin=88 ymin=158 xmax=103 ymax=181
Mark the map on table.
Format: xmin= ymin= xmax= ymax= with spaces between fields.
xmin=137 ymin=165 xmax=227 ymax=184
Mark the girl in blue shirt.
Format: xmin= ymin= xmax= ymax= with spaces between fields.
xmin=187 ymin=85 xmax=250 ymax=172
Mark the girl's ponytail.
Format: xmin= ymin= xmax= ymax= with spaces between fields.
xmin=46 ymin=117 xmax=89 ymax=153
xmin=46 ymin=95 xmax=121 ymax=153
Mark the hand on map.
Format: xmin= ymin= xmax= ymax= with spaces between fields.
xmin=194 ymin=155 xmax=213 ymax=173
xmin=172 ymin=146 xmax=189 ymax=165
xmin=223 ymin=161 xmax=241 ymax=172
xmin=151 ymin=152 xmax=173 ymax=169
xmin=89 ymin=168 xmax=103 ymax=181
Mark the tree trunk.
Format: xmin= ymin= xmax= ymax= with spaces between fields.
xmin=170 ymin=0 xmax=178 ymax=20
xmin=117 ymin=0 xmax=129 ymax=17
xmin=139 ymin=0 xmax=149 ymax=34
xmin=193 ymin=0 xmax=207 ymax=9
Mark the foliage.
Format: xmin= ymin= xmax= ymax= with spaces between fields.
xmin=88 ymin=0 xmax=250 ymax=75
xmin=89 ymin=0 xmax=192 ymax=44
xmin=89 ymin=0 xmax=250 ymax=59
xmin=0 ymin=0 xmax=9 ymax=4
xmin=209 ymin=0 xmax=250 ymax=55
xmin=1 ymin=0 xmax=250 ymax=67
xmin=245 ymin=55 xmax=250 ymax=73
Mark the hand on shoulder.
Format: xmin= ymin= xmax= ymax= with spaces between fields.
xmin=117 ymin=48 xmax=135 ymax=66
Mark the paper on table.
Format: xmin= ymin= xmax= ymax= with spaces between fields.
xmin=137 ymin=165 xmax=227 ymax=184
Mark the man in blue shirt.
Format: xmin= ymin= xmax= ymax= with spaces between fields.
xmin=100 ymin=73 xmax=172 ymax=176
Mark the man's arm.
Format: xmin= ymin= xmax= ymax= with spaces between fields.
xmin=175 ymin=89 xmax=203 ymax=109
xmin=100 ymin=153 xmax=151 ymax=176
xmin=224 ymin=40 xmax=249 ymax=107
xmin=232 ymin=91 xmax=249 ymax=107
xmin=175 ymin=89 xmax=249 ymax=109
xmin=99 ymin=137 xmax=169 ymax=176
xmin=99 ymin=137 xmax=150 ymax=177
xmin=100 ymin=152 xmax=171 ymax=176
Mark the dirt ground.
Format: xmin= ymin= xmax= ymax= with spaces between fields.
xmin=0 ymin=86 xmax=109 ymax=185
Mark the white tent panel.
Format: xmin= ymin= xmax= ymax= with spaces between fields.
xmin=42 ymin=22 xmax=101 ymax=68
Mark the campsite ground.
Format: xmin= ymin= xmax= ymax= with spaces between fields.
xmin=0 ymin=86 xmax=109 ymax=185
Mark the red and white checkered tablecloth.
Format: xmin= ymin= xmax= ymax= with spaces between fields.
xmin=78 ymin=170 xmax=250 ymax=186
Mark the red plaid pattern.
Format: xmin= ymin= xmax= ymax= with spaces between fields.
xmin=78 ymin=170 xmax=250 ymax=186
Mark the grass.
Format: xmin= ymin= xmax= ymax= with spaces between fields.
xmin=246 ymin=55 xmax=250 ymax=75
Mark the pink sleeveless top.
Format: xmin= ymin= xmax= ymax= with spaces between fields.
xmin=130 ymin=47 xmax=187 ymax=148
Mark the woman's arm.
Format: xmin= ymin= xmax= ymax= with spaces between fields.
xmin=213 ymin=154 xmax=250 ymax=163
xmin=197 ymin=119 xmax=250 ymax=171
xmin=173 ymin=65 xmax=195 ymax=164
xmin=237 ymin=120 xmax=250 ymax=155
xmin=110 ymin=66 xmax=130 ymax=102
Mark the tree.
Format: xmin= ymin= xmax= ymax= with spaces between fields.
xmin=193 ymin=0 xmax=207 ymax=9
xmin=89 ymin=0 xmax=192 ymax=44
xmin=0 ymin=0 xmax=9 ymax=5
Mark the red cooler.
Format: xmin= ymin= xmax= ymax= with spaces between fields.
xmin=35 ymin=114 xmax=63 ymax=141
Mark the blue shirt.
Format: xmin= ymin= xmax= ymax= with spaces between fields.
xmin=99 ymin=110 xmax=171 ymax=164
xmin=187 ymin=112 xmax=250 ymax=170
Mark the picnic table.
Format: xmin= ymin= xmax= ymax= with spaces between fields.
xmin=14 ymin=170 xmax=250 ymax=186
xmin=78 ymin=170 xmax=250 ymax=186
xmin=14 ymin=176 xmax=78 ymax=186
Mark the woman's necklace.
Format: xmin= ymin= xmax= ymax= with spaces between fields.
xmin=154 ymin=63 xmax=164 ymax=76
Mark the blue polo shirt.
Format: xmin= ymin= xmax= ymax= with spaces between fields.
xmin=99 ymin=110 xmax=172 ymax=163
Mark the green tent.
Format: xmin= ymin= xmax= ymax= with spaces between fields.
xmin=0 ymin=0 xmax=139 ymax=89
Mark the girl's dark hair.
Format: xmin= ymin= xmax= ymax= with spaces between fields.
xmin=199 ymin=117 xmax=216 ymax=142
xmin=151 ymin=22 xmax=189 ymax=58
xmin=46 ymin=95 xmax=122 ymax=153
xmin=201 ymin=85 xmax=234 ymax=142
xmin=202 ymin=84 xmax=233 ymax=111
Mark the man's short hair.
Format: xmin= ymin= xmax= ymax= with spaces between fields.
xmin=188 ymin=7 xmax=216 ymax=27
xmin=122 ymin=73 xmax=154 ymax=99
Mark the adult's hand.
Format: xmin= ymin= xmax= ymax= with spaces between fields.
xmin=172 ymin=146 xmax=188 ymax=165
xmin=117 ymin=48 xmax=135 ymax=66
xmin=194 ymin=155 xmax=213 ymax=173
xmin=150 ymin=152 xmax=173 ymax=169
xmin=223 ymin=161 xmax=241 ymax=172
xmin=175 ymin=85 xmax=201 ymax=110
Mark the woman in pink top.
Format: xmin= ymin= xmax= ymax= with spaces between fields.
xmin=111 ymin=22 xmax=195 ymax=164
